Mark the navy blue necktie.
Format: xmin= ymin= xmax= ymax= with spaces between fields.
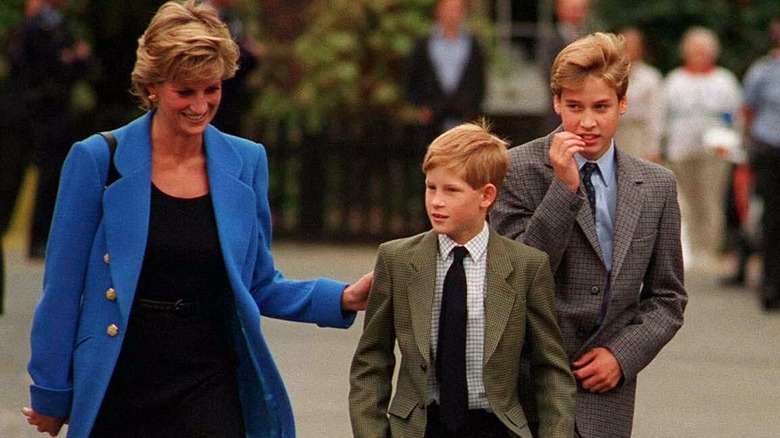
xmin=437 ymin=246 xmax=468 ymax=432
xmin=581 ymin=162 xmax=599 ymax=216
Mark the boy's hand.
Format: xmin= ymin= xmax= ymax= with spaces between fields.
xmin=571 ymin=347 xmax=622 ymax=393
xmin=341 ymin=271 xmax=374 ymax=311
xmin=549 ymin=131 xmax=585 ymax=193
xmin=22 ymin=407 xmax=67 ymax=436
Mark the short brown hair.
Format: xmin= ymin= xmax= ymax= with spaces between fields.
xmin=131 ymin=0 xmax=240 ymax=110
xmin=550 ymin=32 xmax=630 ymax=100
xmin=422 ymin=121 xmax=509 ymax=192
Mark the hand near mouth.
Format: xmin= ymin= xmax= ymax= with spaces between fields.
xmin=550 ymin=131 xmax=586 ymax=193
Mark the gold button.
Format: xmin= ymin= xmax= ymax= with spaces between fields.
xmin=107 ymin=324 xmax=119 ymax=337
xmin=106 ymin=288 xmax=117 ymax=301
xmin=103 ymin=253 xmax=110 ymax=264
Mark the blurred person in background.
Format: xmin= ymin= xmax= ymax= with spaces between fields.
xmin=204 ymin=0 xmax=264 ymax=136
xmin=0 ymin=0 xmax=45 ymax=315
xmin=614 ymin=26 xmax=664 ymax=163
xmin=23 ymin=1 xmax=371 ymax=436
xmin=405 ymin=0 xmax=486 ymax=152
xmin=742 ymin=18 xmax=780 ymax=311
xmin=663 ymin=27 xmax=742 ymax=269
xmin=15 ymin=0 xmax=92 ymax=260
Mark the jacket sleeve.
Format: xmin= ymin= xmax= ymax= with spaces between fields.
xmin=349 ymin=244 xmax=396 ymax=438
xmin=28 ymin=140 xmax=105 ymax=418
xmin=601 ymin=175 xmax=688 ymax=381
xmin=246 ymin=143 xmax=355 ymax=328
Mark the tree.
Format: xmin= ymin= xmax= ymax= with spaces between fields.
xmin=595 ymin=0 xmax=780 ymax=77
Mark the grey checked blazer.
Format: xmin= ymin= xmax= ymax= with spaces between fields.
xmin=490 ymin=130 xmax=688 ymax=438
xmin=349 ymin=228 xmax=576 ymax=438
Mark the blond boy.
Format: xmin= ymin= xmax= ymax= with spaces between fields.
xmin=492 ymin=33 xmax=688 ymax=437
xmin=350 ymin=122 xmax=575 ymax=438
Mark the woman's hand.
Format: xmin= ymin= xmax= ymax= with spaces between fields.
xmin=22 ymin=407 xmax=68 ymax=436
xmin=341 ymin=271 xmax=374 ymax=311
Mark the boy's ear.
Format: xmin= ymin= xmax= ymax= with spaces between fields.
xmin=553 ymin=95 xmax=562 ymax=115
xmin=481 ymin=183 xmax=497 ymax=208
xmin=619 ymin=94 xmax=628 ymax=115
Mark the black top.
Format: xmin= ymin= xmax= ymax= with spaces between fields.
xmin=92 ymin=185 xmax=244 ymax=437
xmin=135 ymin=184 xmax=229 ymax=303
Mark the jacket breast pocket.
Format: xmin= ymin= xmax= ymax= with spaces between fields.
xmin=629 ymin=231 xmax=657 ymax=262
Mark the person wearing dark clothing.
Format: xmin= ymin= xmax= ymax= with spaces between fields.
xmin=742 ymin=18 xmax=780 ymax=311
xmin=16 ymin=0 xmax=91 ymax=260
xmin=205 ymin=0 xmax=263 ymax=136
xmin=0 ymin=0 xmax=45 ymax=314
xmin=405 ymin=0 xmax=486 ymax=150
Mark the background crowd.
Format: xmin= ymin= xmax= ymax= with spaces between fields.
xmin=1 ymin=0 xmax=779 ymax=315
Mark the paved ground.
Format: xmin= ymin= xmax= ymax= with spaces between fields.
xmin=2 ymin=242 xmax=779 ymax=437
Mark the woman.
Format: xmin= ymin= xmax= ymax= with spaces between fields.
xmin=664 ymin=26 xmax=742 ymax=268
xmin=23 ymin=1 xmax=371 ymax=436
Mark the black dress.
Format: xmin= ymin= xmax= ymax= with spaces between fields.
xmin=91 ymin=185 xmax=245 ymax=437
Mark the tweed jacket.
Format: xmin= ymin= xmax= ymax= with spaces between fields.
xmin=490 ymin=130 xmax=688 ymax=438
xmin=28 ymin=111 xmax=355 ymax=438
xmin=349 ymin=229 xmax=575 ymax=438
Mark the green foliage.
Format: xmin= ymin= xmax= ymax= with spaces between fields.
xmin=0 ymin=0 xmax=24 ymax=82
xmin=252 ymin=0 xmax=435 ymax=141
xmin=0 ymin=1 xmax=23 ymax=31
xmin=595 ymin=0 xmax=780 ymax=77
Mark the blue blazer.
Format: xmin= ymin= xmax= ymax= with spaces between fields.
xmin=28 ymin=112 xmax=355 ymax=438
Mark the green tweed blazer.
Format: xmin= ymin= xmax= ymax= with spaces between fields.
xmin=349 ymin=228 xmax=575 ymax=438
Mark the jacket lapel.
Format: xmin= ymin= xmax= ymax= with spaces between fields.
xmin=407 ymin=231 xmax=439 ymax=366
xmin=203 ymin=128 xmax=254 ymax=283
xmin=483 ymin=230 xmax=517 ymax=365
xmin=101 ymin=116 xmax=253 ymax=326
xmin=610 ymin=150 xmax=644 ymax=280
xmin=103 ymin=113 xmax=153 ymax=325
xmin=576 ymin=203 xmax=605 ymax=264
xmin=407 ymin=230 xmax=520 ymax=369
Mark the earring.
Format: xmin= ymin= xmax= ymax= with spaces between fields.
xmin=148 ymin=93 xmax=158 ymax=102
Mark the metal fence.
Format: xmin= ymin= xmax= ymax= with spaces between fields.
xmin=264 ymin=114 xmax=546 ymax=242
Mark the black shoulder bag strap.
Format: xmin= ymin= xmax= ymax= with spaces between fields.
xmin=99 ymin=132 xmax=120 ymax=188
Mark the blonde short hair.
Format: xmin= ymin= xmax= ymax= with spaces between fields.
xmin=550 ymin=32 xmax=630 ymax=100
xmin=131 ymin=0 xmax=240 ymax=110
xmin=422 ymin=121 xmax=509 ymax=192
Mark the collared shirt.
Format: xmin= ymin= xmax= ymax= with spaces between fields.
xmin=429 ymin=223 xmax=490 ymax=410
xmin=576 ymin=143 xmax=617 ymax=271
xmin=744 ymin=55 xmax=780 ymax=147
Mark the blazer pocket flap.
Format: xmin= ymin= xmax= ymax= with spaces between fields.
xmin=388 ymin=394 xmax=419 ymax=420
xmin=502 ymin=403 xmax=530 ymax=434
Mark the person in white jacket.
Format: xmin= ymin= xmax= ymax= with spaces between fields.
xmin=664 ymin=26 xmax=742 ymax=268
